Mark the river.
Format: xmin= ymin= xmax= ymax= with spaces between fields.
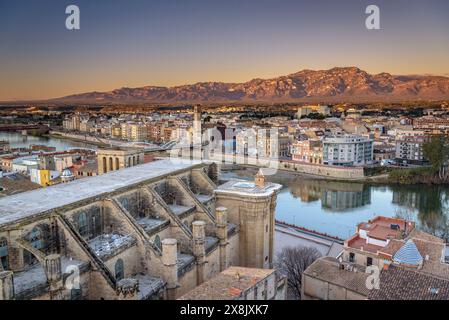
xmin=222 ymin=168 xmax=449 ymax=241
xmin=0 ymin=131 xmax=97 ymax=151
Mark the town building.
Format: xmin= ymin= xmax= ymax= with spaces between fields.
xmin=302 ymin=216 xmax=449 ymax=300
xmin=0 ymin=141 xmax=10 ymax=155
xmin=291 ymin=139 xmax=323 ymax=164
xmin=322 ymin=135 xmax=374 ymax=166
xmin=297 ymin=105 xmax=331 ymax=119
xmin=395 ymin=135 xmax=428 ymax=165
xmin=178 ymin=267 xmax=286 ymax=300
xmin=11 ymin=156 xmax=39 ymax=175
xmin=97 ymin=148 xmax=145 ymax=175
xmin=0 ymin=173 xmax=40 ymax=198
xmin=29 ymin=169 xmax=60 ymax=187
xmin=236 ymin=128 xmax=290 ymax=159
xmin=0 ymin=159 xmax=281 ymax=300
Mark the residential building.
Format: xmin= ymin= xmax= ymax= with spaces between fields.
xmin=291 ymin=139 xmax=322 ymax=164
xmin=178 ymin=267 xmax=286 ymax=300
xmin=297 ymin=105 xmax=331 ymax=118
xmin=11 ymin=156 xmax=39 ymax=175
xmin=302 ymin=216 xmax=449 ymax=300
xmin=29 ymin=169 xmax=60 ymax=187
xmin=0 ymin=141 xmax=10 ymax=154
xmin=322 ymin=135 xmax=374 ymax=166
xmin=395 ymin=135 xmax=428 ymax=165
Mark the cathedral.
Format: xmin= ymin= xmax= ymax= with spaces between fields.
xmin=0 ymin=159 xmax=284 ymax=300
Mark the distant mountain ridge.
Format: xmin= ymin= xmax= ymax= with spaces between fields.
xmin=53 ymin=67 xmax=449 ymax=103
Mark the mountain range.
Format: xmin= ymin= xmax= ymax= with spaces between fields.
xmin=53 ymin=67 xmax=449 ymax=104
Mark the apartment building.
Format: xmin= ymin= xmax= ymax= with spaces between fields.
xmin=291 ymin=139 xmax=323 ymax=164
xmin=322 ymin=135 xmax=374 ymax=166
xmin=395 ymin=135 xmax=428 ymax=165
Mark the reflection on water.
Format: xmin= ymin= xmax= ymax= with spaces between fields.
xmin=0 ymin=131 xmax=97 ymax=151
xmin=222 ymin=168 xmax=449 ymax=240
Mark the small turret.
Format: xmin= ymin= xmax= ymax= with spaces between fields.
xmin=255 ymin=169 xmax=265 ymax=188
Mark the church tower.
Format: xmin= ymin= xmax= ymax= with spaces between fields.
xmin=215 ymin=172 xmax=282 ymax=269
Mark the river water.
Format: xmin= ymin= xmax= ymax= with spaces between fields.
xmin=222 ymin=168 xmax=449 ymax=240
xmin=0 ymin=131 xmax=97 ymax=151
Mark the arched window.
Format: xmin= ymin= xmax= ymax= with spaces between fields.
xmin=109 ymin=157 xmax=113 ymax=171
xmin=115 ymin=259 xmax=124 ymax=281
xmin=132 ymin=156 xmax=136 ymax=166
xmin=29 ymin=227 xmax=43 ymax=250
xmin=115 ymin=158 xmax=120 ymax=170
xmin=0 ymin=237 xmax=8 ymax=270
xmin=154 ymin=235 xmax=162 ymax=251
xmin=24 ymin=227 xmax=45 ymax=266
xmin=78 ymin=212 xmax=88 ymax=236
xmin=102 ymin=157 xmax=107 ymax=173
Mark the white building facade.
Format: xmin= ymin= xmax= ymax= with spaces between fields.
xmin=322 ymin=135 xmax=374 ymax=166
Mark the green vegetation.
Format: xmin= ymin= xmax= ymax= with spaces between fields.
xmin=389 ymin=135 xmax=449 ymax=185
xmin=300 ymin=113 xmax=327 ymax=120
xmin=388 ymin=167 xmax=438 ymax=184
xmin=423 ymin=135 xmax=449 ymax=180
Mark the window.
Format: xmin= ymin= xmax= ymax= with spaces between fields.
xmin=115 ymin=259 xmax=124 ymax=281
xmin=78 ymin=212 xmax=88 ymax=236
xmin=0 ymin=237 xmax=8 ymax=270
xmin=154 ymin=235 xmax=162 ymax=251
xmin=29 ymin=227 xmax=44 ymax=250
xmin=367 ymin=257 xmax=373 ymax=267
xmin=24 ymin=227 xmax=45 ymax=266
xmin=349 ymin=252 xmax=355 ymax=263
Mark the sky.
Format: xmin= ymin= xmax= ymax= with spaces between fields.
xmin=0 ymin=0 xmax=448 ymax=101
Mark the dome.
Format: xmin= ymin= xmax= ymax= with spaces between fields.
xmin=61 ymin=168 xmax=73 ymax=178
xmin=61 ymin=168 xmax=75 ymax=182
xmin=393 ymin=239 xmax=423 ymax=267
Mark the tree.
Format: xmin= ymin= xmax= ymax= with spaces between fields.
xmin=274 ymin=246 xmax=321 ymax=300
xmin=423 ymin=135 xmax=449 ymax=180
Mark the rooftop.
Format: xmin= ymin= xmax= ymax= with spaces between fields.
xmin=215 ymin=179 xmax=282 ymax=198
xmin=0 ymin=173 xmax=40 ymax=197
xmin=358 ymin=216 xmax=412 ymax=241
xmin=304 ymin=257 xmax=371 ymax=297
xmin=178 ymin=267 xmax=276 ymax=300
xmin=0 ymin=159 xmax=202 ymax=226
xmin=368 ymin=266 xmax=449 ymax=300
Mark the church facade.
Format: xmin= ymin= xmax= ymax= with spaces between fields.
xmin=0 ymin=159 xmax=282 ymax=300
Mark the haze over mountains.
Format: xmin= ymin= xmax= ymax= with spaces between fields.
xmin=53 ymin=67 xmax=449 ymax=104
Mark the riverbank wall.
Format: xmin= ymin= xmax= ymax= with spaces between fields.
xmin=206 ymin=153 xmax=368 ymax=181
